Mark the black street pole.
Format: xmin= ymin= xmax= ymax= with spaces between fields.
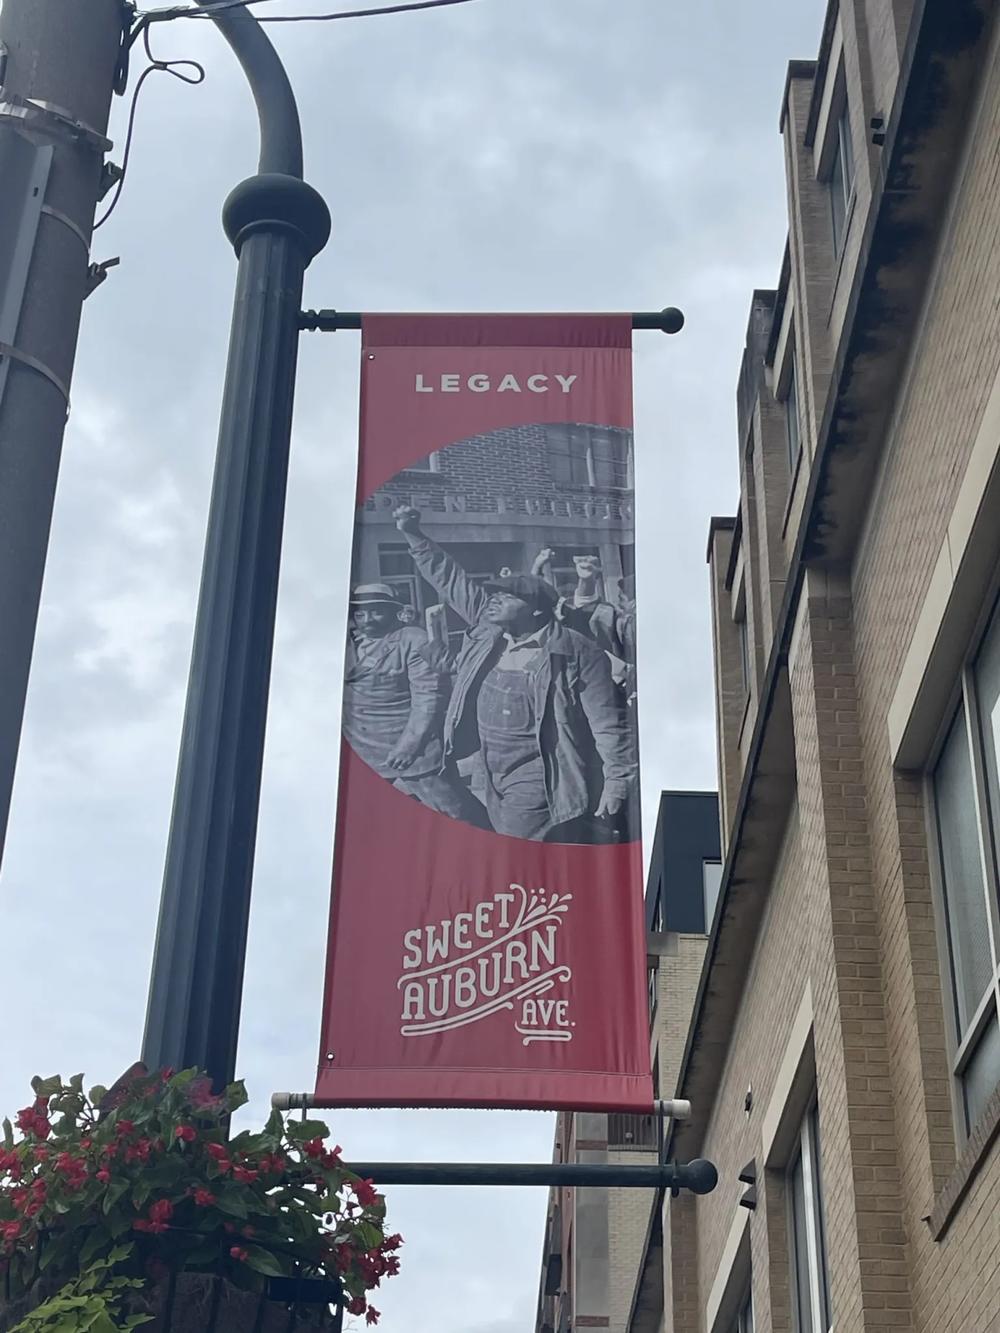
xmin=141 ymin=1 xmax=330 ymax=1086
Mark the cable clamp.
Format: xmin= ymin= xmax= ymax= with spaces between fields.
xmin=0 ymin=95 xmax=112 ymax=152
xmin=0 ymin=342 xmax=71 ymax=411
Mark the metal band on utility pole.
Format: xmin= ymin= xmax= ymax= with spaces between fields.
xmin=0 ymin=0 xmax=128 ymax=876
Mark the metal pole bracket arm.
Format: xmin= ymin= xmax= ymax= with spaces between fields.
xmin=0 ymin=94 xmax=113 ymax=152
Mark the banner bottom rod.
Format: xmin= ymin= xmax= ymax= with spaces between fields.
xmin=339 ymin=1159 xmax=717 ymax=1194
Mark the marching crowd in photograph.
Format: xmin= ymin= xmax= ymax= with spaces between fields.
xmin=341 ymin=504 xmax=639 ymax=844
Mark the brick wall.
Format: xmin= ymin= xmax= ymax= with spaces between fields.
xmin=670 ymin=5 xmax=1000 ymax=1333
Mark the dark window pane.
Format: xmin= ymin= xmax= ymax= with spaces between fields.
xmin=934 ymin=704 xmax=993 ymax=1032
xmin=974 ymin=596 xmax=1000 ymax=888
xmin=839 ymin=104 xmax=855 ymax=196
xmin=786 ymin=363 xmax=801 ymax=471
xmin=963 ymin=1007 xmax=1000 ymax=1130
xmin=809 ymin=1107 xmax=832 ymax=1331
xmin=590 ymin=430 xmax=630 ymax=488
xmin=789 ymin=1153 xmax=813 ymax=1333
xmin=830 ymin=138 xmax=847 ymax=254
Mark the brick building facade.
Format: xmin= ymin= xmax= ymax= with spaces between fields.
xmin=627 ymin=3 xmax=1000 ymax=1332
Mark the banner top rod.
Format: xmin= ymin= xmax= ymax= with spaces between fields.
xmin=298 ymin=308 xmax=685 ymax=334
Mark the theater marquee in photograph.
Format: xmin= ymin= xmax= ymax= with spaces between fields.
xmin=316 ymin=314 xmax=652 ymax=1110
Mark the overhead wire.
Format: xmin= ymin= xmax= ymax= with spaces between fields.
xmin=95 ymin=23 xmax=205 ymax=229
xmin=139 ymin=0 xmax=481 ymax=23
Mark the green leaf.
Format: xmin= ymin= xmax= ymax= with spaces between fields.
xmin=102 ymin=1178 xmax=129 ymax=1215
xmin=215 ymin=1188 xmax=249 ymax=1219
xmin=239 ymin=1245 xmax=291 ymax=1278
xmin=88 ymin=1086 xmax=108 ymax=1107
xmin=225 ymin=1080 xmax=249 ymax=1113
xmin=78 ymin=1226 xmax=109 ymax=1267
xmin=2 ymin=1117 xmax=12 ymax=1149
xmin=37 ymin=1075 xmax=63 ymax=1099
xmin=69 ymin=1074 xmax=85 ymax=1094
xmin=286 ymin=1119 xmax=329 ymax=1142
xmin=356 ymin=1221 xmax=382 ymax=1251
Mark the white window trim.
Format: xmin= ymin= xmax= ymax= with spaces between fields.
xmin=810 ymin=25 xmax=846 ymax=178
xmin=789 ymin=1107 xmax=831 ymax=1333
xmin=706 ymin=1209 xmax=750 ymax=1333
xmin=888 ymin=336 xmax=1000 ymax=767
xmin=922 ymin=633 xmax=1000 ymax=1140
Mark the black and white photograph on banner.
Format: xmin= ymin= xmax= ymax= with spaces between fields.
xmin=342 ymin=422 xmax=640 ymax=845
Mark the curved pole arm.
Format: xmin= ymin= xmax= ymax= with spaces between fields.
xmin=195 ymin=0 xmax=303 ymax=177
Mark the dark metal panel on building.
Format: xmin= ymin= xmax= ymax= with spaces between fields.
xmin=645 ymin=791 xmax=721 ymax=934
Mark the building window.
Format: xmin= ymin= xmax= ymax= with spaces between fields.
xmin=737 ymin=613 xmax=751 ymax=695
xmin=703 ymin=860 xmax=723 ymax=930
xmin=784 ymin=357 xmax=802 ymax=474
xmin=930 ymin=593 xmax=1000 ymax=1134
xmin=547 ymin=425 xmax=632 ymax=491
xmin=828 ymin=100 xmax=855 ymax=257
xmin=733 ymin=1290 xmax=754 ymax=1333
xmin=788 ymin=1103 xmax=831 ymax=1333
xmin=401 ymin=450 xmax=440 ymax=473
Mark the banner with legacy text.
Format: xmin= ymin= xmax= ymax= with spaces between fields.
xmin=316 ymin=314 xmax=652 ymax=1110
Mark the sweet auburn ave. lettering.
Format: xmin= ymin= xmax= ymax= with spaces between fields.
xmin=397 ymin=884 xmax=574 ymax=1043
xmin=413 ymin=373 xmax=579 ymax=393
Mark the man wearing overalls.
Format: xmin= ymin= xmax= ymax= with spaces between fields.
xmin=393 ymin=506 xmax=638 ymax=843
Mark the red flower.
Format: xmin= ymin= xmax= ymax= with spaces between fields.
xmin=1 ymin=1222 xmax=21 ymax=1243
xmin=232 ymin=1166 xmax=258 ymax=1183
xmin=353 ymin=1178 xmax=380 ymax=1208
xmin=382 ymin=1233 xmax=403 ymax=1252
xmin=366 ymin=1309 xmax=381 ymax=1326
xmin=191 ymin=1188 xmax=216 ymax=1207
xmin=32 ymin=1147 xmax=49 ymax=1162
xmin=96 ymin=1169 xmax=111 ymax=1184
xmin=229 ymin=1246 xmax=248 ymax=1262
xmin=149 ymin=1199 xmax=174 ymax=1224
xmin=260 ymin=1153 xmax=286 ymax=1175
xmin=115 ymin=1120 xmax=134 ymax=1137
xmin=346 ymin=1297 xmax=366 ymax=1316
xmin=303 ymin=1137 xmax=325 ymax=1159
xmin=205 ymin=1142 xmax=229 ymax=1160
xmin=174 ymin=1125 xmax=197 ymax=1143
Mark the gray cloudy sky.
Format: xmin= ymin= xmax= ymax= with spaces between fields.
xmin=1 ymin=0 xmax=826 ymax=1327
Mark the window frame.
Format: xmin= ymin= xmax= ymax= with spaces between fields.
xmin=546 ymin=424 xmax=634 ymax=492
xmin=786 ymin=1101 xmax=831 ymax=1333
xmin=827 ymin=98 xmax=855 ymax=257
xmin=783 ymin=355 xmax=802 ymax=476
xmin=924 ymin=590 xmax=1000 ymax=1140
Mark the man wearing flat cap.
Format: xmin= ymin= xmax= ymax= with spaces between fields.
xmin=392 ymin=506 xmax=638 ymax=843
xmin=343 ymin=583 xmax=479 ymax=821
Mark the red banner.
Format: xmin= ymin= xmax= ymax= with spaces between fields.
xmin=315 ymin=315 xmax=652 ymax=1110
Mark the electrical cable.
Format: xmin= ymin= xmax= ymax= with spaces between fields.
xmin=95 ymin=23 xmax=205 ymax=230
xmin=140 ymin=0 xmax=481 ymax=23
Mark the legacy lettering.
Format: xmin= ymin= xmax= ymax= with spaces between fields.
xmin=415 ymin=372 xmax=577 ymax=395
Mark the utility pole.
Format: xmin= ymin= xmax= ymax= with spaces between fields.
xmin=0 ymin=0 xmax=127 ymax=873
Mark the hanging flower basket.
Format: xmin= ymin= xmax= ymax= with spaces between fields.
xmin=0 ymin=1070 xmax=400 ymax=1332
